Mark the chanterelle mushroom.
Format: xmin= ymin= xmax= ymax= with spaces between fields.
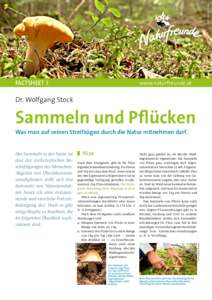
xmin=80 ymin=250 xmax=103 ymax=273
xmin=14 ymin=16 xmax=74 ymax=76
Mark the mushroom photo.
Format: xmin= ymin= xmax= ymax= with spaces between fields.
xmin=77 ymin=243 xmax=106 ymax=285
xmin=80 ymin=249 xmax=103 ymax=274
xmin=14 ymin=16 xmax=74 ymax=76
xmin=1 ymin=1 xmax=211 ymax=78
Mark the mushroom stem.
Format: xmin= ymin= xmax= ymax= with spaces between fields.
xmin=88 ymin=262 xmax=97 ymax=273
xmin=24 ymin=43 xmax=46 ymax=76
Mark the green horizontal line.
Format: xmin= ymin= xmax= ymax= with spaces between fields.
xmin=0 ymin=78 xmax=211 ymax=87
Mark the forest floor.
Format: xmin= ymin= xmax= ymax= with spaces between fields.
xmin=140 ymin=246 xmax=197 ymax=276
xmin=0 ymin=16 xmax=212 ymax=79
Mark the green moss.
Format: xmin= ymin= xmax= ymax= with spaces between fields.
xmin=141 ymin=246 xmax=197 ymax=276
xmin=0 ymin=23 xmax=211 ymax=78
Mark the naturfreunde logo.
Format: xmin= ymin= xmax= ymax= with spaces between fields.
xmin=139 ymin=12 xmax=201 ymax=48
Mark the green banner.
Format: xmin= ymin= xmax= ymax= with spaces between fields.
xmin=0 ymin=78 xmax=211 ymax=87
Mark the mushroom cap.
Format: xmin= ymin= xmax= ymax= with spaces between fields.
xmin=14 ymin=16 xmax=74 ymax=47
xmin=80 ymin=250 xmax=103 ymax=264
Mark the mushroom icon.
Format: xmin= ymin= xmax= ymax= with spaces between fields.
xmin=80 ymin=250 xmax=103 ymax=274
xmin=14 ymin=16 xmax=74 ymax=76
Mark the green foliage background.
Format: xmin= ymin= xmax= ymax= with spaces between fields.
xmin=0 ymin=0 xmax=211 ymax=78
xmin=141 ymin=244 xmax=198 ymax=276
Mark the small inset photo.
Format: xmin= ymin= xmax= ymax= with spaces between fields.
xmin=139 ymin=243 xmax=197 ymax=275
xmin=77 ymin=243 xmax=106 ymax=285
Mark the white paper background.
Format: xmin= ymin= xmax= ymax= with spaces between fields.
xmin=0 ymin=87 xmax=211 ymax=299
